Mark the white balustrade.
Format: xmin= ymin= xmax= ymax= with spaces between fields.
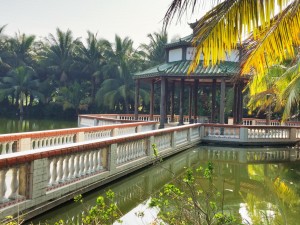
xmin=0 ymin=169 xmax=8 ymax=203
xmin=84 ymin=129 xmax=111 ymax=141
xmin=118 ymin=127 xmax=137 ymax=136
xmin=116 ymin=140 xmax=147 ymax=165
xmin=141 ymin=125 xmax=154 ymax=132
xmin=79 ymin=117 xmax=95 ymax=126
xmin=9 ymin=168 xmax=20 ymax=199
xmin=204 ymin=126 xmax=239 ymax=139
xmin=296 ymin=129 xmax=300 ymax=139
xmin=0 ymin=166 xmax=26 ymax=206
xmin=32 ymin=134 xmax=75 ymax=150
xmin=190 ymin=127 xmax=200 ymax=140
xmin=0 ymin=141 xmax=17 ymax=155
xmin=47 ymin=148 xmax=107 ymax=190
xmin=154 ymin=134 xmax=172 ymax=152
xmin=248 ymin=128 xmax=289 ymax=139
xmin=175 ymin=130 xmax=188 ymax=144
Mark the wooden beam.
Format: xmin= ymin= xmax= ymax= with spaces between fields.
xmin=179 ymin=78 xmax=184 ymax=125
xmin=134 ymin=79 xmax=140 ymax=120
xmin=193 ymin=79 xmax=199 ymax=123
xmin=211 ymin=79 xmax=216 ymax=123
xmin=150 ymin=79 xmax=154 ymax=121
xmin=219 ymin=78 xmax=226 ymax=124
xmin=160 ymin=78 xmax=166 ymax=128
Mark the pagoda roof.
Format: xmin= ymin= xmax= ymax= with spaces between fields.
xmin=133 ymin=60 xmax=240 ymax=79
xmin=164 ymin=34 xmax=193 ymax=48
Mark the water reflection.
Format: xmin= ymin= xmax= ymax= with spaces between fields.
xmin=29 ymin=146 xmax=300 ymax=225
xmin=0 ymin=118 xmax=77 ymax=134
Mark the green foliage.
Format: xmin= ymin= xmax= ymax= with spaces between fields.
xmin=150 ymin=162 xmax=239 ymax=225
xmin=0 ymin=27 xmax=165 ymax=118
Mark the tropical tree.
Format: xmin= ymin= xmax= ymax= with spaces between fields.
xmin=96 ymin=35 xmax=144 ymax=113
xmin=44 ymin=28 xmax=81 ymax=86
xmin=54 ymin=81 xmax=91 ymax=116
xmin=276 ymin=59 xmax=300 ymax=120
xmin=164 ymin=0 xmax=300 ymax=122
xmin=0 ymin=66 xmax=44 ymax=117
xmin=140 ymin=30 xmax=168 ymax=66
xmin=247 ymin=65 xmax=286 ymax=124
xmin=164 ymin=0 xmax=300 ymax=76
xmin=78 ymin=31 xmax=106 ymax=102
xmin=6 ymin=32 xmax=36 ymax=68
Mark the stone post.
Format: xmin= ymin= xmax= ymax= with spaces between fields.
xmin=19 ymin=138 xmax=31 ymax=151
xmin=76 ymin=132 xmax=85 ymax=142
xmin=109 ymin=144 xmax=117 ymax=172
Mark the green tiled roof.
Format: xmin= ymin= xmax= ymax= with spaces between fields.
xmin=165 ymin=34 xmax=193 ymax=48
xmin=134 ymin=60 xmax=239 ymax=79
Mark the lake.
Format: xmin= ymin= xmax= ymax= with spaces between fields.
xmin=0 ymin=117 xmax=77 ymax=134
xmin=28 ymin=145 xmax=300 ymax=225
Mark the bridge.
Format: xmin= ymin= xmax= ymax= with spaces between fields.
xmin=0 ymin=114 xmax=300 ymax=222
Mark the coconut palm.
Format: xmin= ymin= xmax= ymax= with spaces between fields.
xmin=78 ymin=31 xmax=106 ymax=102
xmin=54 ymin=81 xmax=91 ymax=116
xmin=44 ymin=28 xmax=81 ymax=86
xmin=164 ymin=0 xmax=300 ymax=76
xmin=140 ymin=30 xmax=168 ymax=66
xmin=276 ymin=59 xmax=300 ymax=121
xmin=6 ymin=32 xmax=36 ymax=68
xmin=0 ymin=66 xmax=44 ymax=117
xmin=247 ymin=65 xmax=286 ymax=124
xmin=96 ymin=35 xmax=142 ymax=113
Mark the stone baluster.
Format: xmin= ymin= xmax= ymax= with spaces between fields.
xmin=2 ymin=142 xmax=7 ymax=155
xmin=0 ymin=169 xmax=8 ymax=203
xmin=9 ymin=167 xmax=20 ymax=199
xmin=74 ymin=154 xmax=80 ymax=178
xmin=69 ymin=154 xmax=75 ymax=179
xmin=49 ymin=158 xmax=58 ymax=186
xmin=79 ymin=152 xmax=85 ymax=176
xmin=7 ymin=142 xmax=13 ymax=154
xmin=92 ymin=151 xmax=97 ymax=172
xmin=89 ymin=151 xmax=95 ymax=173
xmin=63 ymin=155 xmax=70 ymax=181
xmin=57 ymin=156 xmax=64 ymax=183
xmin=98 ymin=150 xmax=103 ymax=170
xmin=85 ymin=152 xmax=90 ymax=174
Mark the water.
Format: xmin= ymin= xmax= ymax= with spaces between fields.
xmin=0 ymin=117 xmax=77 ymax=134
xmin=28 ymin=145 xmax=300 ymax=225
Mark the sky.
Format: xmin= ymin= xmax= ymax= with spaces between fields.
xmin=0 ymin=0 xmax=208 ymax=46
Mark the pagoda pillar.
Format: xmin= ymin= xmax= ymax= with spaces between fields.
xmin=219 ymin=78 xmax=226 ymax=124
xmin=165 ymin=79 xmax=169 ymax=123
xmin=170 ymin=81 xmax=175 ymax=122
xmin=189 ymin=85 xmax=193 ymax=124
xmin=134 ymin=79 xmax=140 ymax=120
xmin=211 ymin=79 xmax=216 ymax=123
xmin=193 ymin=79 xmax=199 ymax=123
xmin=179 ymin=78 xmax=185 ymax=125
xmin=160 ymin=77 xmax=166 ymax=129
xmin=150 ymin=79 xmax=154 ymax=121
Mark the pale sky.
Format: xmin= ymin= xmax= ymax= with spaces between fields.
xmin=0 ymin=0 xmax=208 ymax=46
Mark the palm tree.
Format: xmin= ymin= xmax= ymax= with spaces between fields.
xmin=0 ymin=66 xmax=44 ymax=118
xmin=54 ymin=81 xmax=91 ymax=116
xmin=78 ymin=31 xmax=106 ymax=102
xmin=164 ymin=0 xmax=300 ymax=76
xmin=164 ymin=0 xmax=300 ymax=119
xmin=247 ymin=65 xmax=286 ymax=124
xmin=276 ymin=59 xmax=300 ymax=121
xmin=96 ymin=35 xmax=143 ymax=113
xmin=7 ymin=32 xmax=36 ymax=67
xmin=44 ymin=28 xmax=81 ymax=86
xmin=140 ymin=30 xmax=168 ymax=66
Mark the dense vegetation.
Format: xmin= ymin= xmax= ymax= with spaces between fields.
xmin=165 ymin=0 xmax=300 ymax=121
xmin=0 ymin=26 xmax=168 ymax=120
